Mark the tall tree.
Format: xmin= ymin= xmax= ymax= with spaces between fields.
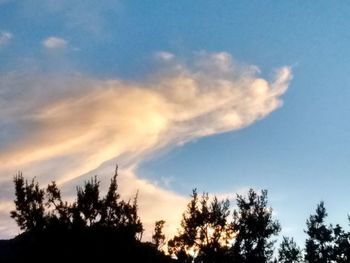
xmin=230 ymin=189 xmax=280 ymax=263
xmin=278 ymin=236 xmax=302 ymax=263
xmin=100 ymin=166 xmax=121 ymax=227
xmin=304 ymin=202 xmax=333 ymax=263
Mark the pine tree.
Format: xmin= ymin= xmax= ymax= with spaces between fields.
xmin=304 ymin=202 xmax=333 ymax=263
xmin=230 ymin=189 xmax=280 ymax=263
xmin=278 ymin=237 xmax=302 ymax=263
xmin=332 ymin=223 xmax=350 ymax=263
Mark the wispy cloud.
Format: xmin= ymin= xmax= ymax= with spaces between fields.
xmin=0 ymin=51 xmax=291 ymax=239
xmin=155 ymin=51 xmax=175 ymax=62
xmin=0 ymin=31 xmax=12 ymax=47
xmin=20 ymin=0 xmax=120 ymax=34
xmin=42 ymin=36 xmax=67 ymax=49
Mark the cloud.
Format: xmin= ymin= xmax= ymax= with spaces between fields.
xmin=42 ymin=36 xmax=68 ymax=49
xmin=0 ymin=51 xmax=291 ymax=239
xmin=0 ymin=31 xmax=12 ymax=47
xmin=19 ymin=0 xmax=120 ymax=34
xmin=155 ymin=51 xmax=175 ymax=62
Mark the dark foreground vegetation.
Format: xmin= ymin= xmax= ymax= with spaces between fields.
xmin=0 ymin=166 xmax=349 ymax=263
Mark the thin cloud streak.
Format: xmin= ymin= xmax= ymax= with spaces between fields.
xmin=0 ymin=52 xmax=292 ymax=239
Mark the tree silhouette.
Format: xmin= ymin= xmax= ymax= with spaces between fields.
xmin=120 ymin=191 xmax=144 ymax=241
xmin=10 ymin=173 xmax=45 ymax=232
xmin=305 ymin=202 xmax=333 ymax=263
xmin=278 ymin=236 xmax=302 ymax=263
xmin=10 ymin=166 xmax=350 ymax=263
xmin=76 ymin=176 xmax=101 ymax=226
xmin=46 ymin=180 xmax=71 ymax=228
xmin=6 ymin=169 xmax=150 ymax=259
xmin=230 ymin=189 xmax=280 ymax=263
xmin=100 ymin=167 xmax=121 ymax=227
xmin=4 ymin=168 xmax=172 ymax=262
xmin=153 ymin=220 xmax=166 ymax=250
xmin=168 ymin=189 xmax=233 ymax=263
xmin=332 ymin=223 xmax=350 ymax=262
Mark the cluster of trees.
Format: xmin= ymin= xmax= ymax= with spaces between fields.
xmin=1 ymin=166 xmax=350 ymax=263
xmin=10 ymin=168 xmax=142 ymax=238
xmin=173 ymin=192 xmax=350 ymax=263
xmin=1 ymin=167 xmax=170 ymax=262
xmin=167 ymin=189 xmax=280 ymax=263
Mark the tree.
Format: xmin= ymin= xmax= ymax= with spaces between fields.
xmin=304 ymin=202 xmax=333 ymax=263
xmin=5 ymin=168 xmax=175 ymax=263
xmin=230 ymin=189 xmax=280 ymax=263
xmin=152 ymin=220 xmax=166 ymax=250
xmin=10 ymin=166 xmax=143 ymax=238
xmin=332 ymin=223 xmax=350 ymax=263
xmin=46 ymin=180 xmax=71 ymax=228
xmin=168 ymin=189 xmax=233 ymax=263
xmin=278 ymin=236 xmax=302 ymax=263
xmin=76 ymin=176 xmax=101 ymax=226
xmin=100 ymin=166 xmax=121 ymax=227
xmin=10 ymin=173 xmax=45 ymax=232
xmin=119 ymin=192 xmax=144 ymax=241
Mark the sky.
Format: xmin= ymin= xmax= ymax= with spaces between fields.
xmin=1 ymin=0 xmax=350 ymax=246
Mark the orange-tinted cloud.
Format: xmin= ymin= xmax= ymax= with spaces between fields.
xmin=0 ymin=52 xmax=291 ymax=239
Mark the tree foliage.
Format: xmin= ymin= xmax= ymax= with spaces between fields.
xmin=230 ymin=189 xmax=281 ymax=263
xmin=333 ymin=223 xmax=350 ymax=263
xmin=7 ymin=167 xmax=350 ymax=263
xmin=168 ymin=189 xmax=233 ymax=263
xmin=167 ymin=188 xmax=280 ymax=263
xmin=153 ymin=220 xmax=166 ymax=250
xmin=278 ymin=237 xmax=302 ymax=263
xmin=10 ymin=173 xmax=45 ymax=231
xmin=5 ymin=167 xmax=173 ymax=263
xmin=305 ymin=202 xmax=334 ymax=263
xmin=10 ymin=166 xmax=143 ymax=239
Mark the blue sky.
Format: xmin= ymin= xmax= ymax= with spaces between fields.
xmin=1 ymin=0 xmax=350 ymax=245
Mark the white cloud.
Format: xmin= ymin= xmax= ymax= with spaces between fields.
xmin=42 ymin=36 xmax=68 ymax=49
xmin=155 ymin=51 xmax=175 ymax=61
xmin=0 ymin=31 xmax=12 ymax=47
xmin=0 ymin=51 xmax=291 ymax=239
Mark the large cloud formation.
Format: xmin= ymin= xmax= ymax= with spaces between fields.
xmin=0 ymin=52 xmax=291 ymax=239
